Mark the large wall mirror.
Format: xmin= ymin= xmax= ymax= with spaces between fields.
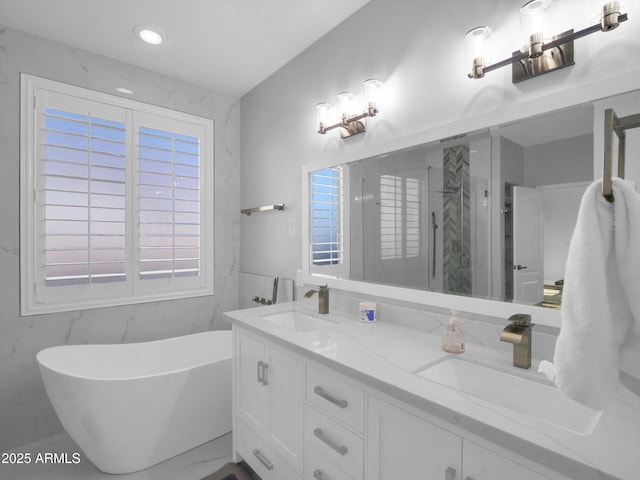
xmin=302 ymin=85 xmax=639 ymax=326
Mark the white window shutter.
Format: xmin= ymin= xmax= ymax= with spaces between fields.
xmin=21 ymin=74 xmax=214 ymax=315
xmin=134 ymin=115 xmax=206 ymax=293
xmin=34 ymin=91 xmax=130 ymax=306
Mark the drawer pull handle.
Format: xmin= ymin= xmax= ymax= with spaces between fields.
xmin=252 ymin=448 xmax=274 ymax=471
xmin=313 ymin=386 xmax=348 ymax=408
xmin=313 ymin=427 xmax=348 ymax=456
xmin=445 ymin=466 xmax=457 ymax=480
xmin=313 ymin=469 xmax=326 ymax=480
xmin=257 ymin=361 xmax=269 ymax=386
xmin=464 ymin=477 xmax=476 ymax=480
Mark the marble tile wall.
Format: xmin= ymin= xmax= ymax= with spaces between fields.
xmin=0 ymin=25 xmax=240 ymax=451
xmin=442 ymin=144 xmax=471 ymax=295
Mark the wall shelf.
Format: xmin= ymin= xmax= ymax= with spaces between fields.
xmin=241 ymin=204 xmax=285 ymax=216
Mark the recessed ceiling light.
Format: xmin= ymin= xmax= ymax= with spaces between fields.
xmin=116 ymin=87 xmax=135 ymax=95
xmin=133 ymin=25 xmax=165 ymax=45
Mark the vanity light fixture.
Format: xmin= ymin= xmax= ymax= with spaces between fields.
xmin=316 ymin=78 xmax=382 ymax=139
xmin=466 ymin=1 xmax=628 ymax=83
xmin=133 ymin=25 xmax=166 ymax=45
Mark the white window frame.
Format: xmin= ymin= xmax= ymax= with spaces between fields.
xmin=309 ymin=165 xmax=350 ymax=277
xmin=20 ymin=74 xmax=214 ymax=315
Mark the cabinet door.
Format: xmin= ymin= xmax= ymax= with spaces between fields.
xmin=463 ymin=441 xmax=553 ymax=480
xmin=235 ymin=330 xmax=269 ymax=436
xmin=236 ymin=420 xmax=302 ymax=480
xmin=367 ymin=396 xmax=462 ymax=480
xmin=268 ymin=344 xmax=305 ymax=472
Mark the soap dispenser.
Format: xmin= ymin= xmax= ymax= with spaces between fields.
xmin=442 ymin=310 xmax=465 ymax=354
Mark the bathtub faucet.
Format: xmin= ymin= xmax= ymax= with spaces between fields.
xmin=304 ymin=285 xmax=329 ymax=314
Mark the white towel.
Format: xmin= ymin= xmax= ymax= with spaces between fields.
xmin=613 ymin=178 xmax=640 ymax=337
xmin=553 ymin=178 xmax=640 ymax=410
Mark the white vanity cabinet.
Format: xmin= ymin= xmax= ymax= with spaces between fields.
xmin=463 ymin=440 xmax=555 ymax=480
xmin=232 ymin=325 xmax=570 ymax=480
xmin=368 ymin=395 xmax=560 ymax=480
xmin=234 ymin=328 xmax=305 ymax=477
xmin=367 ymin=395 xmax=462 ymax=480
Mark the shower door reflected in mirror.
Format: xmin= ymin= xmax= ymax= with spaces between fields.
xmin=349 ymin=135 xmax=491 ymax=297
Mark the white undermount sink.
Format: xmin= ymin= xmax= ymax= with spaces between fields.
xmin=415 ymin=357 xmax=602 ymax=435
xmin=261 ymin=310 xmax=335 ymax=332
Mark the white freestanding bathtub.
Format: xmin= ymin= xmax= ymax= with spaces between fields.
xmin=36 ymin=330 xmax=232 ymax=474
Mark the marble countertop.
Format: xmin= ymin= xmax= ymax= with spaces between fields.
xmin=224 ymin=301 xmax=640 ymax=480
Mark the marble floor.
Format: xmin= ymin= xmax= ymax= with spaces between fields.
xmin=1 ymin=432 xmax=233 ymax=480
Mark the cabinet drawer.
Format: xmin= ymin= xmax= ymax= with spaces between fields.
xmin=305 ymin=444 xmax=355 ymax=480
xmin=306 ymin=365 xmax=365 ymax=433
xmin=236 ymin=420 xmax=301 ymax=480
xmin=305 ymin=405 xmax=364 ymax=480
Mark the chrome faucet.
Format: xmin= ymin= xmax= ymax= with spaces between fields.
xmin=304 ymin=285 xmax=329 ymax=314
xmin=500 ymin=313 xmax=533 ymax=369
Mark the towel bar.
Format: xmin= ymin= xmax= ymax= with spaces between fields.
xmin=241 ymin=204 xmax=285 ymax=215
xmin=603 ymin=108 xmax=640 ymax=202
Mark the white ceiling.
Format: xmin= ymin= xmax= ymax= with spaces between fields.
xmin=0 ymin=0 xmax=369 ymax=97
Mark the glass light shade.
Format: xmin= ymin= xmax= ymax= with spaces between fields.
xmin=337 ymin=92 xmax=354 ymax=118
xmin=315 ymin=102 xmax=331 ymax=131
xmin=363 ymin=79 xmax=382 ymax=111
xmin=465 ymin=26 xmax=491 ymax=77
xmin=520 ymin=0 xmax=552 ymax=54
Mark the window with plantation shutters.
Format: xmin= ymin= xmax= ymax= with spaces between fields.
xmin=309 ymin=166 xmax=349 ymax=276
xmin=21 ymin=75 xmax=214 ymax=315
